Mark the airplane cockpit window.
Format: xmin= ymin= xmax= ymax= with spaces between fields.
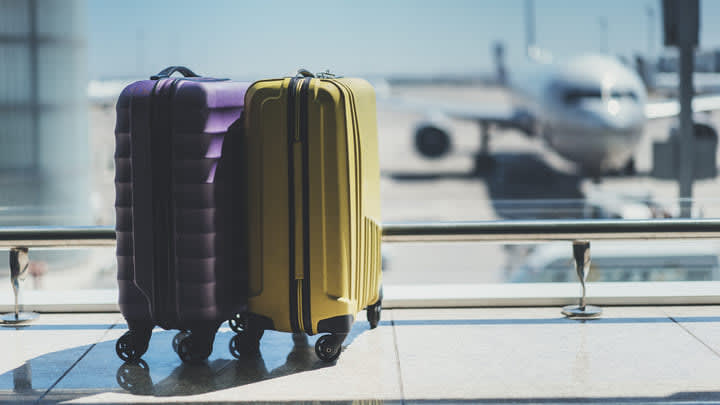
xmin=561 ymin=87 xmax=603 ymax=105
xmin=609 ymin=90 xmax=639 ymax=101
xmin=561 ymin=87 xmax=638 ymax=105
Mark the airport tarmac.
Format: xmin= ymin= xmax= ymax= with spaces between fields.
xmin=376 ymin=84 xmax=720 ymax=285
xmin=4 ymin=83 xmax=720 ymax=290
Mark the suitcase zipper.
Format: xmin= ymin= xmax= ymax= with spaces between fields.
xmin=298 ymin=77 xmax=313 ymax=335
xmin=148 ymin=78 xmax=179 ymax=325
xmin=287 ymin=76 xmax=313 ymax=334
xmin=287 ymin=77 xmax=301 ymax=333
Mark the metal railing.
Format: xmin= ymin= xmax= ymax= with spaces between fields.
xmin=2 ymin=219 xmax=720 ymax=320
xmin=2 ymin=218 xmax=720 ymax=247
xmin=382 ymin=218 xmax=720 ymax=242
xmin=0 ymin=226 xmax=116 ymax=248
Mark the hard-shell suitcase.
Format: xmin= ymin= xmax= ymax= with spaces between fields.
xmin=237 ymin=71 xmax=383 ymax=362
xmin=114 ymin=66 xmax=249 ymax=363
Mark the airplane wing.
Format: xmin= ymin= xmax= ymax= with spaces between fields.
xmin=645 ymin=94 xmax=720 ymax=120
xmin=379 ymin=95 xmax=534 ymax=134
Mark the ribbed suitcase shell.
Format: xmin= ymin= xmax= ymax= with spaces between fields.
xmin=243 ymin=77 xmax=382 ymax=346
xmin=114 ymin=74 xmax=249 ymax=361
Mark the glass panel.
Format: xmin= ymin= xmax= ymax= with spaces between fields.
xmin=0 ymin=1 xmax=719 ymax=295
xmin=0 ymin=46 xmax=31 ymax=104
xmin=0 ymin=0 xmax=29 ymax=35
xmin=0 ymin=111 xmax=33 ymax=169
xmin=36 ymin=0 xmax=85 ymax=37
xmin=37 ymin=44 xmax=87 ymax=105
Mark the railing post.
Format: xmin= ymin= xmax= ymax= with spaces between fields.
xmin=1 ymin=247 xmax=38 ymax=323
xmin=562 ymin=240 xmax=602 ymax=318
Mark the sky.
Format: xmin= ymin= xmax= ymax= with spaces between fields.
xmin=86 ymin=0 xmax=720 ymax=80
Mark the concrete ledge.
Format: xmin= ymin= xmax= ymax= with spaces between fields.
xmin=2 ymin=281 xmax=720 ymax=313
xmin=0 ymin=289 xmax=119 ymax=313
xmin=384 ymin=281 xmax=720 ymax=307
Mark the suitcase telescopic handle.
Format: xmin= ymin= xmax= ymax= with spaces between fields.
xmin=150 ymin=66 xmax=199 ymax=80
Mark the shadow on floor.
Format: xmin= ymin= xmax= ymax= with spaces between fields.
xmin=114 ymin=333 xmax=330 ymax=397
xmin=386 ymin=152 xmax=585 ymax=219
xmin=1 ymin=318 xmax=375 ymax=401
xmin=484 ymin=153 xmax=584 ymax=219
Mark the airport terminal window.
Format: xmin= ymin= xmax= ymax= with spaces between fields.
xmin=2 ymin=1 xmax=720 ymax=293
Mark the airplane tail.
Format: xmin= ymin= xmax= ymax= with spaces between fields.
xmin=524 ymin=0 xmax=552 ymax=63
xmin=493 ymin=41 xmax=508 ymax=86
xmin=634 ymin=54 xmax=657 ymax=91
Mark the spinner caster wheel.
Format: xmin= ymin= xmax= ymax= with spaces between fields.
xmin=176 ymin=333 xmax=211 ymax=364
xmin=228 ymin=313 xmax=247 ymax=334
xmin=172 ymin=330 xmax=190 ymax=353
xmin=228 ymin=329 xmax=264 ymax=359
xmin=228 ymin=333 xmax=244 ymax=359
xmin=116 ymin=331 xmax=149 ymax=363
xmin=367 ymin=300 xmax=382 ymax=329
xmin=315 ymin=334 xmax=342 ymax=363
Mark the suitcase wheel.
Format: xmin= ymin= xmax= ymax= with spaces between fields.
xmin=175 ymin=332 xmax=211 ymax=364
xmin=228 ymin=312 xmax=247 ymax=334
xmin=315 ymin=334 xmax=342 ymax=363
xmin=229 ymin=328 xmax=264 ymax=359
xmin=116 ymin=330 xmax=150 ymax=363
xmin=367 ymin=286 xmax=383 ymax=329
xmin=367 ymin=300 xmax=382 ymax=329
xmin=171 ymin=331 xmax=191 ymax=354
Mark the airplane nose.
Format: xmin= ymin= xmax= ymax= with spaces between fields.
xmin=607 ymin=99 xmax=621 ymax=116
xmin=601 ymin=101 xmax=645 ymax=131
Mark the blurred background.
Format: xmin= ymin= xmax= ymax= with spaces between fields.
xmin=2 ymin=0 xmax=720 ymax=292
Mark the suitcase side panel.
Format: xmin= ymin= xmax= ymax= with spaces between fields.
xmin=115 ymin=80 xmax=154 ymax=321
xmin=307 ymin=79 xmax=382 ymax=334
xmin=345 ymin=78 xmax=382 ymax=312
xmin=245 ymin=79 xmax=294 ymax=332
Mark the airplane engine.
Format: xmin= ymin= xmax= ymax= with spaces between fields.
xmin=414 ymin=120 xmax=452 ymax=159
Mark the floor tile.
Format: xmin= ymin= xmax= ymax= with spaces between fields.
xmin=393 ymin=307 xmax=720 ymax=401
xmin=0 ymin=313 xmax=121 ymax=402
xmin=660 ymin=305 xmax=720 ymax=356
xmin=8 ymin=307 xmax=720 ymax=404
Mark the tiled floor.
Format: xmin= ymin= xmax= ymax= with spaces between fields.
xmin=2 ymin=307 xmax=720 ymax=404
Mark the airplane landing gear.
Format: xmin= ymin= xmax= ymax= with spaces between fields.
xmin=622 ymin=158 xmax=636 ymax=176
xmin=473 ymin=153 xmax=496 ymax=175
xmin=473 ymin=122 xmax=496 ymax=175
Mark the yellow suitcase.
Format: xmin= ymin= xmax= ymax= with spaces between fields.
xmin=232 ymin=71 xmax=382 ymax=362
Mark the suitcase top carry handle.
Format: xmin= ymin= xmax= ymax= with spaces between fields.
xmin=150 ymin=66 xmax=200 ymax=80
xmin=296 ymin=68 xmax=342 ymax=79
xmin=296 ymin=69 xmax=315 ymax=78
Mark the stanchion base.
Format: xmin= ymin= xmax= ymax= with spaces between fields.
xmin=1 ymin=312 xmax=39 ymax=324
xmin=562 ymin=305 xmax=602 ymax=318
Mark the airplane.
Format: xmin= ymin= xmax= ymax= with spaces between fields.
xmin=383 ymin=50 xmax=720 ymax=178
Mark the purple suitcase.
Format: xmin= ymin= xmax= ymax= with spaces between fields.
xmin=114 ymin=67 xmax=250 ymax=363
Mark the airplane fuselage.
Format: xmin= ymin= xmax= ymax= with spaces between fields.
xmin=510 ymin=54 xmax=648 ymax=174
